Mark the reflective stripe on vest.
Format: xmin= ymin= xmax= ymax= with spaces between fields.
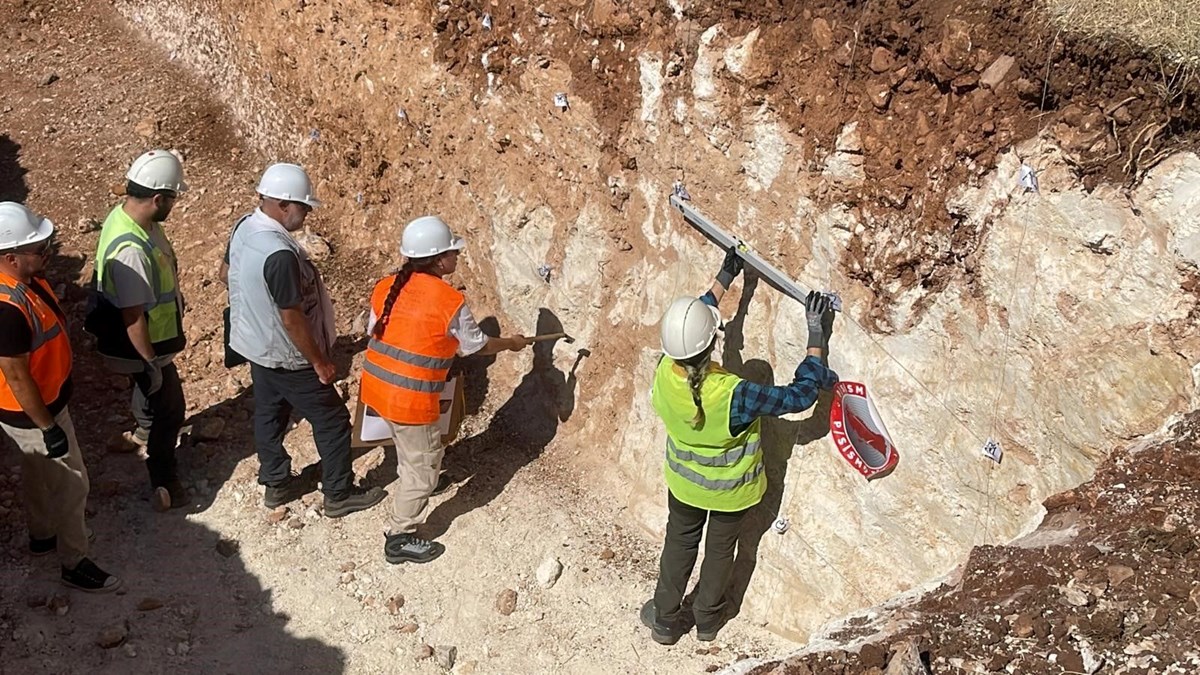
xmin=0 ymin=286 xmax=63 ymax=350
xmin=666 ymin=452 xmax=766 ymax=491
xmin=667 ymin=436 xmax=761 ymax=467
xmin=362 ymin=360 xmax=447 ymax=394
xmin=99 ymin=233 xmax=177 ymax=307
xmin=367 ymin=338 xmax=455 ymax=371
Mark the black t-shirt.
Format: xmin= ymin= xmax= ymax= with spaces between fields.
xmin=263 ymin=250 xmax=303 ymax=309
xmin=0 ymin=281 xmax=73 ymax=428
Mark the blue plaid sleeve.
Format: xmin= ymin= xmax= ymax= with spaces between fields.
xmin=728 ymin=356 xmax=838 ymax=435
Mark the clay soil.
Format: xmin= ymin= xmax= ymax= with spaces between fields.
xmin=751 ymin=412 xmax=1200 ymax=675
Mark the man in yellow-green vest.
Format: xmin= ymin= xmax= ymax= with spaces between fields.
xmin=88 ymin=150 xmax=189 ymax=512
xmin=640 ymin=251 xmax=838 ymax=645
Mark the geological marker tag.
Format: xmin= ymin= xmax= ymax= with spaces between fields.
xmin=1019 ymin=164 xmax=1039 ymax=193
xmin=771 ymin=517 xmax=789 ymax=535
xmin=553 ymin=92 xmax=569 ymax=110
xmin=981 ymin=438 xmax=1003 ymax=464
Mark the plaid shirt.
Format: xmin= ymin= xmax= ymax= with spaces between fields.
xmin=698 ymin=292 xmax=838 ymax=436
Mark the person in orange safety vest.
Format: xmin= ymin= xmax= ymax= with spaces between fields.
xmin=0 ymin=201 xmax=121 ymax=592
xmin=363 ymin=215 xmax=530 ymax=564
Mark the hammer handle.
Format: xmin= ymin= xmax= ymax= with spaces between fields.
xmin=528 ymin=332 xmax=568 ymax=343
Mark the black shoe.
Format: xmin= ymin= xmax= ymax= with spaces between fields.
xmin=430 ymin=473 xmax=454 ymax=497
xmin=323 ymin=486 xmax=385 ymax=518
xmin=696 ymin=614 xmax=729 ymax=642
xmin=640 ymin=599 xmax=688 ymax=645
xmin=30 ymin=535 xmax=56 ymax=557
xmin=384 ymin=533 xmax=445 ymax=564
xmin=61 ymin=558 xmax=122 ymax=593
xmin=264 ymin=474 xmax=311 ymax=509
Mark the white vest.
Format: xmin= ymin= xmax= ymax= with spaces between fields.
xmin=227 ymin=209 xmax=336 ymax=370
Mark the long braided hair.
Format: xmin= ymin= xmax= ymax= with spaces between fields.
xmin=679 ymin=341 xmax=715 ymax=429
xmin=371 ymin=256 xmax=440 ymax=339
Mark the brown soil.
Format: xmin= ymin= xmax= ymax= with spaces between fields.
xmin=432 ymin=0 xmax=1200 ymax=327
xmin=749 ymin=412 xmax=1200 ymax=675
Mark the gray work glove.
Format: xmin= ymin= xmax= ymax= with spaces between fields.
xmin=144 ymin=360 xmax=163 ymax=395
xmin=716 ymin=247 xmax=744 ymax=289
xmin=805 ymin=290 xmax=832 ymax=349
xmin=42 ymin=424 xmax=69 ymax=459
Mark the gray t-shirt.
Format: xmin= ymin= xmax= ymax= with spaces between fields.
xmin=103 ymin=223 xmax=182 ymax=371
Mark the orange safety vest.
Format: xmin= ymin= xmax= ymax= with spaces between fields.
xmin=0 ymin=272 xmax=72 ymax=413
xmin=361 ymin=272 xmax=464 ymax=425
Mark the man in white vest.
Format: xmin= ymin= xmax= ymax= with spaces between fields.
xmin=223 ymin=163 xmax=384 ymax=517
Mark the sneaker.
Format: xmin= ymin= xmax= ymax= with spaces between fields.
xmin=640 ymin=599 xmax=689 ymax=645
xmin=384 ymin=533 xmax=445 ymax=564
xmin=264 ymin=474 xmax=312 ymax=509
xmin=61 ymin=558 xmax=122 ymax=593
xmin=323 ymin=486 xmax=385 ymax=518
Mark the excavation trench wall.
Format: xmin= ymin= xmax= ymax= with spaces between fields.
xmin=115 ymin=0 xmax=1200 ymax=640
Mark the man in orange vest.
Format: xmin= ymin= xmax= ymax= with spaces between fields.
xmin=0 ymin=202 xmax=121 ymax=592
xmin=362 ymin=215 xmax=530 ymax=564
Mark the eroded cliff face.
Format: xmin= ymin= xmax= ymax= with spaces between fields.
xmin=116 ymin=0 xmax=1199 ymax=639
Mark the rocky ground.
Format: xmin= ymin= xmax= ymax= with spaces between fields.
xmin=749 ymin=412 xmax=1200 ymax=675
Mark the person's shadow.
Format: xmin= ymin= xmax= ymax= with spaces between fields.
xmin=715 ymin=273 xmax=836 ymax=617
xmin=424 ymin=308 xmax=583 ymax=538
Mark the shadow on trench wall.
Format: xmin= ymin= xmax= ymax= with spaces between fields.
xmin=0 ymin=143 xmax=345 ymax=672
xmin=718 ymin=272 xmax=835 ymax=617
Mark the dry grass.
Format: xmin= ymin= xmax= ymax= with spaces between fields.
xmin=1047 ymin=0 xmax=1200 ymax=67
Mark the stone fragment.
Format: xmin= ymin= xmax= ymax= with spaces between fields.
xmin=415 ymin=644 xmax=434 ymax=660
xmin=194 ymin=417 xmax=225 ymax=441
xmin=885 ymin=639 xmax=930 ymax=674
xmin=123 ymin=643 xmax=138 ymax=658
xmin=867 ymin=83 xmax=892 ymax=110
xmin=395 ymin=622 xmax=419 ymax=633
xmin=435 ymin=645 xmax=457 ymax=669
xmin=286 ymin=516 xmax=305 ymax=530
xmin=386 ymin=594 xmax=405 ymax=615
xmin=215 ymin=539 xmax=239 ymax=558
xmin=1057 ymin=648 xmax=1085 ymax=673
xmin=495 ymin=588 xmax=518 ymax=615
xmin=294 ymin=229 xmax=332 ymax=261
xmin=136 ymin=598 xmax=164 ymax=612
xmin=340 ymin=572 xmax=356 ymax=584
xmin=599 ymin=548 xmax=615 ymax=561
xmin=96 ymin=622 xmax=128 ymax=649
xmin=339 ymin=561 xmax=357 ymax=573
xmin=859 ymin=643 xmax=886 ymax=669
xmin=1011 ymin=613 xmax=1035 ymax=638
xmin=980 ymin=55 xmax=1015 ymax=88
xmin=47 ymin=594 xmax=70 ymax=616
xmin=39 ymin=73 xmax=59 ymax=87
xmin=869 ymin=47 xmax=895 ymax=73
xmin=1062 ymin=585 xmax=1091 ymax=607
xmin=536 ymin=557 xmax=563 ymax=588
xmin=266 ymin=507 xmax=289 ymax=524
xmin=811 ymin=18 xmax=833 ymax=51
xmin=134 ymin=116 xmax=159 ymax=139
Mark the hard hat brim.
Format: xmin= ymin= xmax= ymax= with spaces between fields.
xmin=0 ymin=217 xmax=54 ymax=252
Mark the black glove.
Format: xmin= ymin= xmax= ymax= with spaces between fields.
xmin=805 ymin=291 xmax=832 ymax=349
xmin=42 ymin=424 xmax=69 ymax=459
xmin=716 ymin=247 xmax=744 ymax=289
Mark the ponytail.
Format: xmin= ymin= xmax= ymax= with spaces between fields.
xmin=679 ymin=344 xmax=714 ymax=429
xmin=372 ymin=257 xmax=435 ymax=339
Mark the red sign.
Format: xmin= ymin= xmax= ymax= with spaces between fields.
xmin=829 ymin=381 xmax=899 ymax=480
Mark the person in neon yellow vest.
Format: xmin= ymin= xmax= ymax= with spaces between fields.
xmin=90 ymin=150 xmax=188 ymax=512
xmin=640 ymin=250 xmax=838 ymax=645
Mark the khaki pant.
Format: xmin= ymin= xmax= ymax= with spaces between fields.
xmin=387 ymin=422 xmax=445 ymax=535
xmin=1 ymin=407 xmax=89 ymax=567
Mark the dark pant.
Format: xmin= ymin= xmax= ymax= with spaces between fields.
xmin=653 ymin=490 xmax=749 ymax=630
xmin=250 ymin=362 xmax=352 ymax=498
xmin=130 ymin=362 xmax=185 ymax=488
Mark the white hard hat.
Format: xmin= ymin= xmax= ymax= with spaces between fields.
xmin=401 ymin=215 xmax=465 ymax=258
xmin=0 ymin=202 xmax=54 ymax=252
xmin=257 ymin=163 xmax=321 ymax=208
xmin=127 ymin=149 xmax=188 ymax=193
xmin=660 ymin=297 xmax=721 ymax=360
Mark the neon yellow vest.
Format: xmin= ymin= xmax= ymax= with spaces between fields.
xmin=651 ymin=357 xmax=765 ymax=512
xmin=94 ymin=205 xmax=180 ymax=345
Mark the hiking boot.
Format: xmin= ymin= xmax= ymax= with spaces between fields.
xmin=384 ymin=533 xmax=445 ymax=564
xmin=323 ymin=486 xmax=386 ymax=518
xmin=695 ymin=612 xmax=730 ymax=642
xmin=61 ymin=558 xmax=121 ymax=593
xmin=640 ymin=599 xmax=688 ymax=645
xmin=264 ymin=474 xmax=311 ymax=509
